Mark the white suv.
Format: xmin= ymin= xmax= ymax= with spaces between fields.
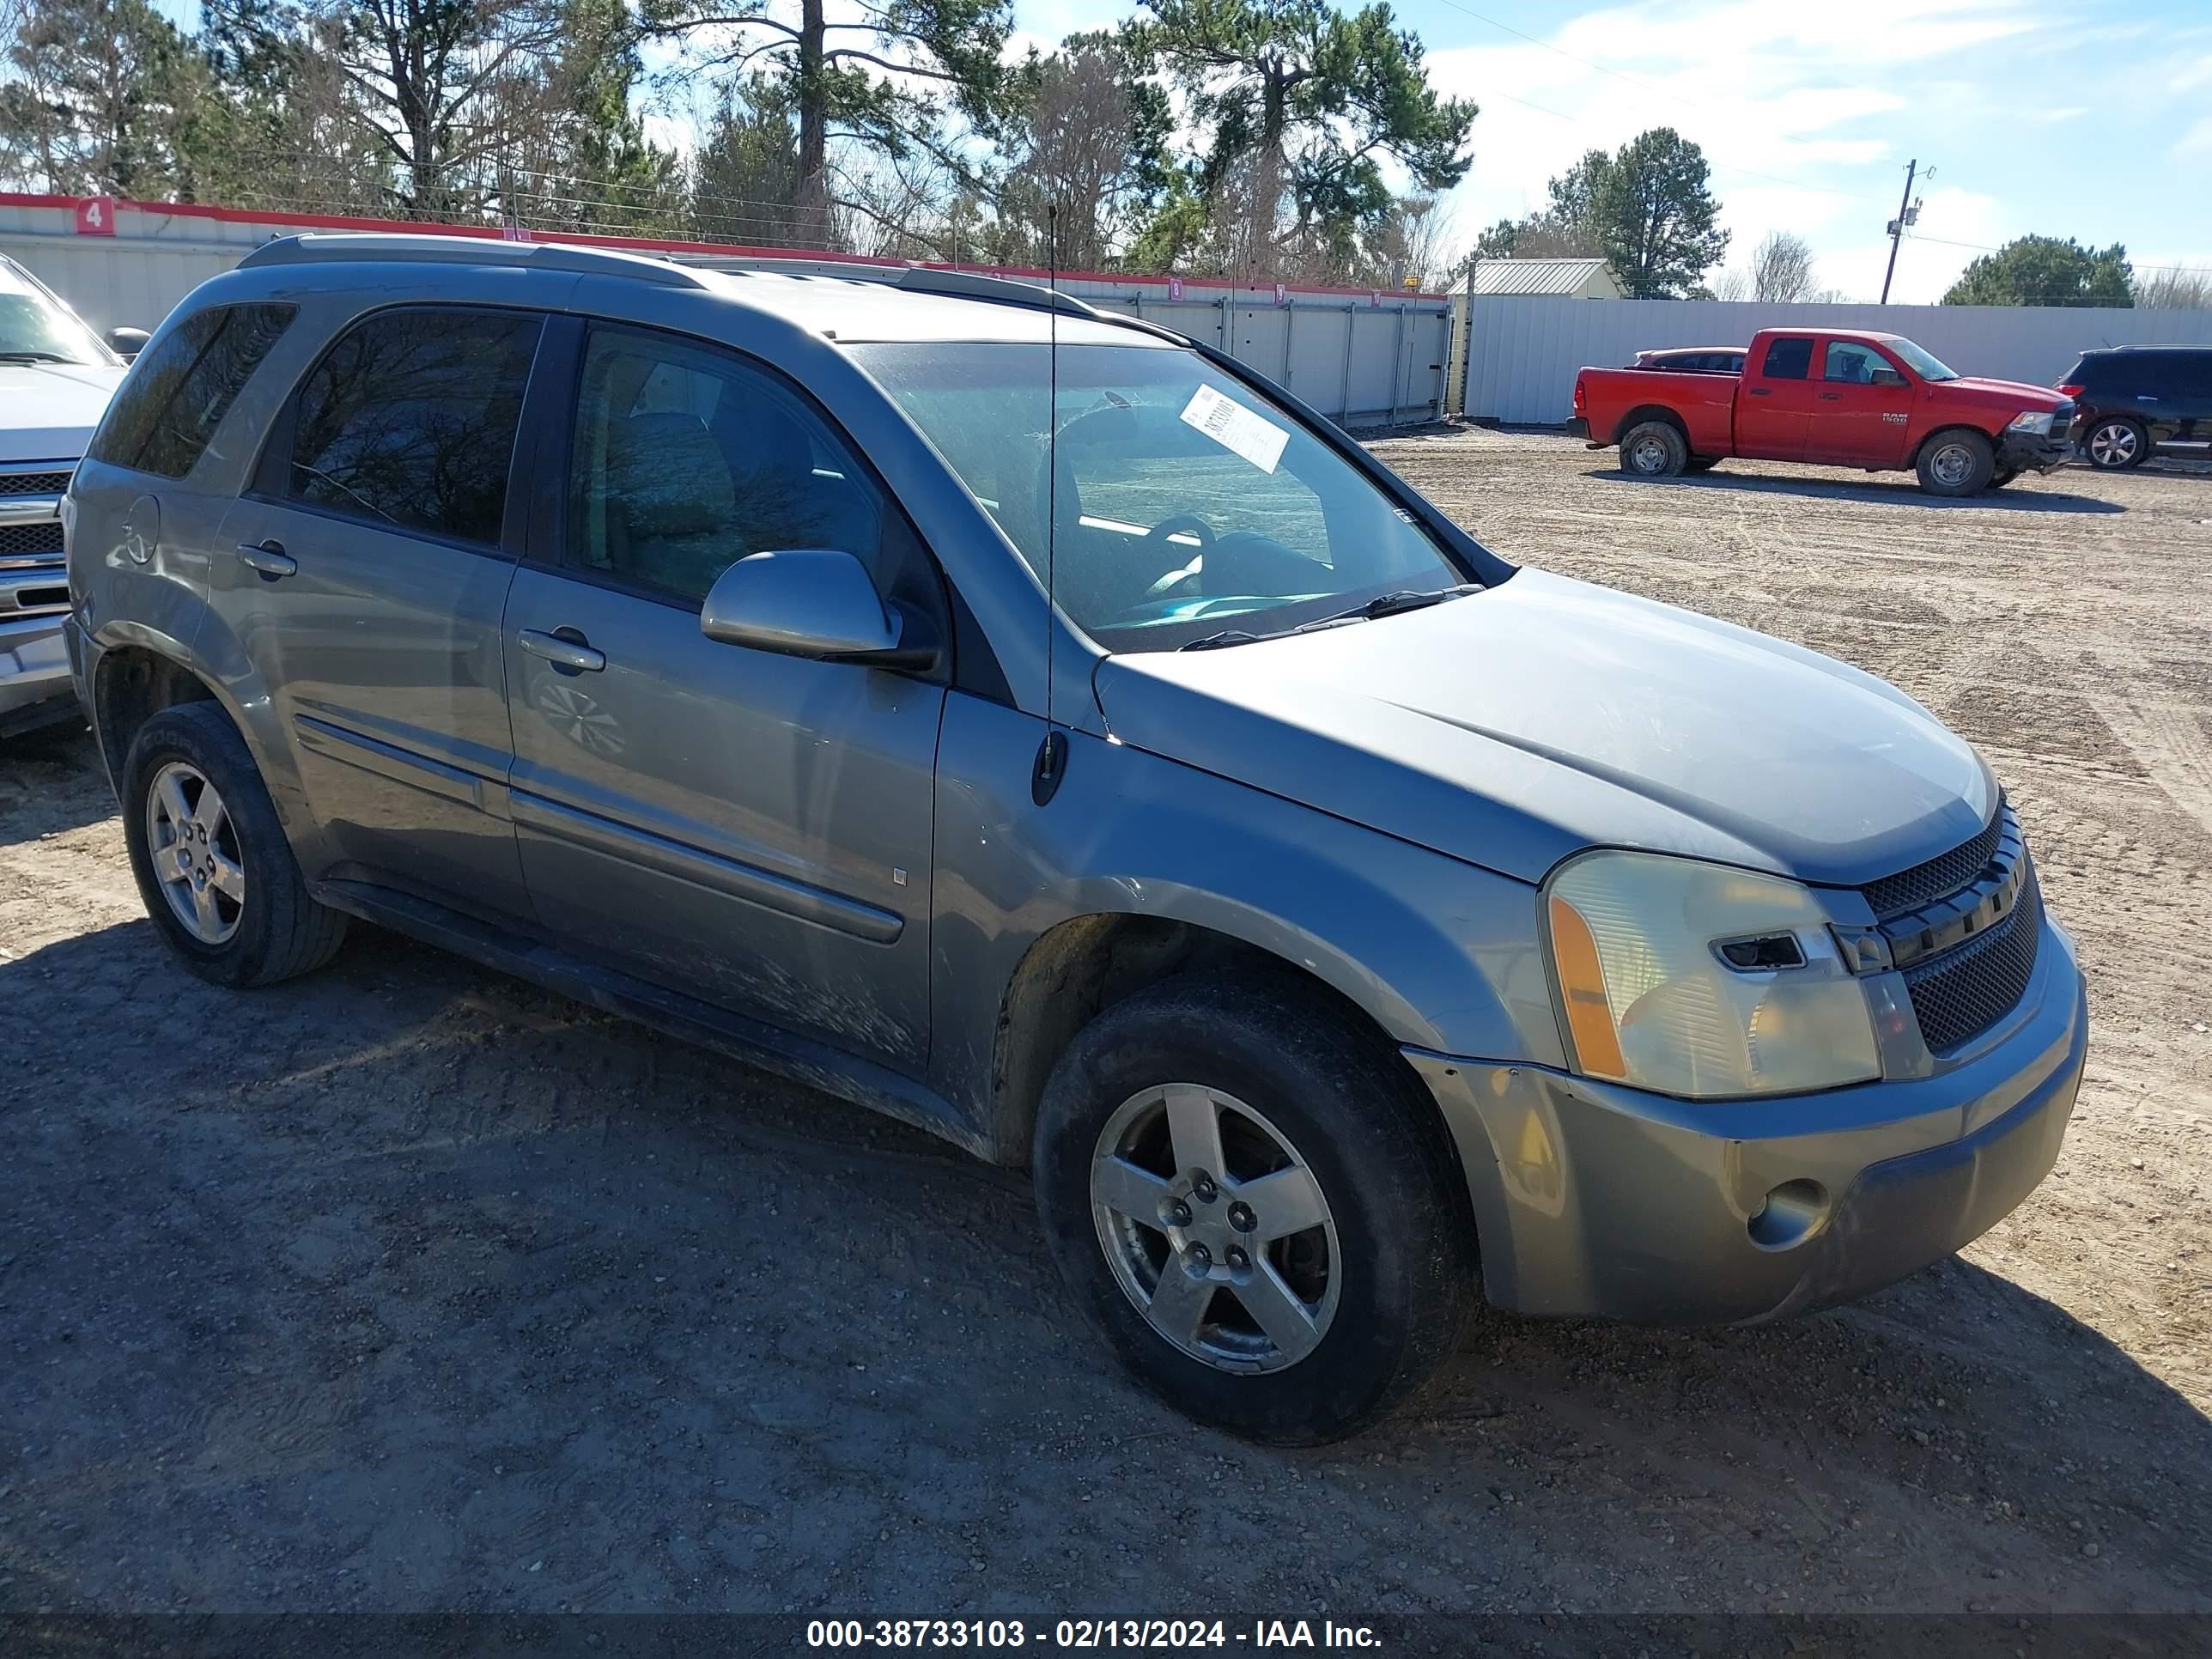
xmin=2 ymin=252 xmax=127 ymax=736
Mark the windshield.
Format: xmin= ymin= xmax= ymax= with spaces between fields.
xmin=0 ymin=262 xmax=113 ymax=366
xmin=856 ymin=341 xmax=1473 ymax=652
xmin=1887 ymin=337 xmax=1958 ymax=382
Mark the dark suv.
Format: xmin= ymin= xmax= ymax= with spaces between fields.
xmin=2059 ymin=345 xmax=2212 ymax=469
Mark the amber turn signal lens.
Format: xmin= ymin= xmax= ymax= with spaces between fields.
xmin=1547 ymin=893 xmax=1627 ymax=1079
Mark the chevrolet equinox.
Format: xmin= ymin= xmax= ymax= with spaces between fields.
xmin=64 ymin=236 xmax=2087 ymax=1443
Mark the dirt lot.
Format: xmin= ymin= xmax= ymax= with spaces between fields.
xmin=2 ymin=434 xmax=2207 ymax=1624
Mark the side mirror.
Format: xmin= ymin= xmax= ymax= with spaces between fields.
xmin=700 ymin=549 xmax=938 ymax=672
xmin=1869 ymin=367 xmax=1905 ymax=387
xmin=107 ymin=326 xmax=149 ymax=362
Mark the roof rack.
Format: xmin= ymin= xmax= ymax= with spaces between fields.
xmin=886 ymin=265 xmax=1104 ymax=320
xmin=237 ymin=233 xmax=713 ymax=289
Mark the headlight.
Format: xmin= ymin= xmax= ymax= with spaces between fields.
xmin=1542 ymin=851 xmax=1880 ymax=1098
xmin=2008 ymin=410 xmax=2056 ymax=435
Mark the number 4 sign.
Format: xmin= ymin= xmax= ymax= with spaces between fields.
xmin=75 ymin=198 xmax=118 ymax=236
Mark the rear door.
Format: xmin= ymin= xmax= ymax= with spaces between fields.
xmin=1807 ymin=338 xmax=1913 ymax=467
xmin=1735 ymin=336 xmax=1818 ymax=461
xmin=2132 ymin=353 xmax=2182 ymax=448
xmin=212 ymin=305 xmax=544 ymax=921
xmin=501 ymin=318 xmax=947 ymax=1075
xmin=2153 ymin=353 xmax=2211 ymax=453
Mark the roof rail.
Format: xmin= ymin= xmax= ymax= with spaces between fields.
xmin=888 ymin=265 xmax=1104 ymax=320
xmin=237 ymin=233 xmax=714 ymax=289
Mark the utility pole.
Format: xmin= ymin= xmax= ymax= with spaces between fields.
xmin=1880 ymin=158 xmax=1920 ymax=304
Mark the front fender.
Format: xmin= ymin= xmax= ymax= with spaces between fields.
xmin=927 ymin=694 xmax=1562 ymax=1155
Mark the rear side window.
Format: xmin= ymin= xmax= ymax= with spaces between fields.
xmin=1761 ymin=337 xmax=1814 ymax=380
xmin=85 ymin=303 xmax=295 ymax=478
xmin=284 ymin=307 xmax=543 ymax=546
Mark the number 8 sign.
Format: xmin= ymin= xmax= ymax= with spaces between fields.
xmin=75 ymin=197 xmax=118 ymax=236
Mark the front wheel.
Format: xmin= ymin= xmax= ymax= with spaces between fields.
xmin=1916 ymin=429 xmax=1996 ymax=496
xmin=1619 ymin=420 xmax=1688 ymax=479
xmin=1033 ymin=974 xmax=1478 ymax=1445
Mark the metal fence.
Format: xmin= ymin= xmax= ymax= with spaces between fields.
xmin=0 ymin=194 xmax=1452 ymax=428
xmin=1461 ymin=295 xmax=2212 ymax=425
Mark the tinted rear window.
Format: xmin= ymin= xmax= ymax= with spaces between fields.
xmin=284 ymin=307 xmax=543 ymax=546
xmin=1761 ymin=337 xmax=1814 ymax=380
xmin=86 ymin=303 xmax=295 ymax=477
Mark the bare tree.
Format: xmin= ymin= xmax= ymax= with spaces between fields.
xmin=2138 ymin=266 xmax=2212 ymax=309
xmin=994 ymin=44 xmax=1161 ymax=270
xmin=1372 ymin=194 xmax=1454 ymax=290
xmin=1750 ymin=229 xmax=1816 ymax=302
xmin=1709 ymin=266 xmax=1749 ymax=302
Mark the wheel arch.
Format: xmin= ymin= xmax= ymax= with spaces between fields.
xmin=1612 ymin=404 xmax=1692 ymax=447
xmin=986 ymin=904 xmax=1504 ymax=1173
xmin=90 ymin=630 xmax=227 ymax=788
xmin=1910 ymin=422 xmax=1998 ymax=471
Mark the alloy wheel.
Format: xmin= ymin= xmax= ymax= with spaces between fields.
xmin=1089 ymin=1084 xmax=1340 ymax=1373
xmin=2087 ymin=422 xmax=2139 ymax=467
xmin=146 ymin=761 xmax=245 ymax=945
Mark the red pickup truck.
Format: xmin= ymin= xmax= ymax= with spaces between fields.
xmin=1571 ymin=329 xmax=2075 ymax=496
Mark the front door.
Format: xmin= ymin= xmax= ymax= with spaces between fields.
xmin=212 ymin=305 xmax=545 ymax=920
xmin=1735 ymin=335 xmax=1819 ymax=462
xmin=1808 ymin=339 xmax=1914 ymax=467
xmin=502 ymin=320 xmax=946 ymax=1074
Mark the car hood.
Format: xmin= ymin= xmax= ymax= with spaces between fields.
xmin=1942 ymin=375 xmax=2069 ymax=411
xmin=0 ymin=362 xmax=125 ymax=463
xmin=1091 ymin=568 xmax=1996 ymax=889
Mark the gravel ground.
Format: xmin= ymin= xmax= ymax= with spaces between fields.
xmin=1 ymin=433 xmax=2207 ymax=1622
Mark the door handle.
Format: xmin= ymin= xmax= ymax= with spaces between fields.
xmin=235 ymin=540 xmax=297 ymax=579
xmin=518 ymin=628 xmax=605 ymax=672
xmin=1818 ymin=392 xmax=1842 ymax=400
xmin=1747 ymin=386 xmax=1773 ymax=397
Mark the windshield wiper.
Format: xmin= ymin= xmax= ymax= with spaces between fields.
xmin=1289 ymin=584 xmax=1480 ymax=635
xmin=1177 ymin=629 xmax=1266 ymax=651
xmin=0 ymin=350 xmax=78 ymax=365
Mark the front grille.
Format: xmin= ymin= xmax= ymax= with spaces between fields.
xmin=0 ymin=521 xmax=64 ymax=558
xmin=1902 ymin=870 xmax=2043 ymax=1053
xmin=0 ymin=468 xmax=70 ymax=497
xmin=1861 ymin=803 xmax=2008 ymax=919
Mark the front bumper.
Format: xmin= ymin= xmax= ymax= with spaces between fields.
xmin=0 ymin=612 xmax=77 ymax=737
xmin=1407 ymin=915 xmax=2087 ymax=1325
xmin=1998 ymin=428 xmax=2071 ymax=473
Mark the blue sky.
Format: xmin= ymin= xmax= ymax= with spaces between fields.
xmin=150 ymin=0 xmax=2212 ymax=300
xmin=1012 ymin=0 xmax=2212 ymax=301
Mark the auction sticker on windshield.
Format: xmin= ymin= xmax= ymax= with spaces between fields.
xmin=1181 ymin=384 xmax=1290 ymax=474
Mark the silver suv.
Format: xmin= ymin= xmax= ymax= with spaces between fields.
xmin=65 ymin=236 xmax=2087 ymax=1443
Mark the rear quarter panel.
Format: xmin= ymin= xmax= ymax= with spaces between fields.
xmin=1579 ymin=367 xmax=1735 ymax=453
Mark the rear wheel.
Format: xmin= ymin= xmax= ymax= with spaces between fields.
xmin=1620 ymin=420 xmax=1688 ymax=478
xmin=2082 ymin=417 xmax=2148 ymax=470
xmin=122 ymin=702 xmax=347 ymax=987
xmin=1033 ymin=974 xmax=1477 ymax=1445
xmin=1916 ymin=428 xmax=1995 ymax=496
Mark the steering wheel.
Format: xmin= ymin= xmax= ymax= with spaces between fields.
xmin=1142 ymin=514 xmax=1215 ymax=599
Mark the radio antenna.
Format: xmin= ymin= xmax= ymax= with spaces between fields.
xmin=1032 ymin=202 xmax=1068 ymax=805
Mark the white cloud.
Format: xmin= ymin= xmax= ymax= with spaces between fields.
xmin=2179 ymin=116 xmax=2212 ymax=156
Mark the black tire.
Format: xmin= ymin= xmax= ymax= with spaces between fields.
xmin=2081 ymin=416 xmax=2148 ymax=471
xmin=1684 ymin=455 xmax=1719 ymax=474
xmin=1989 ymin=466 xmax=2019 ymax=489
xmin=121 ymin=702 xmax=347 ymax=987
xmin=1619 ymin=419 xmax=1688 ymax=479
xmin=1032 ymin=972 xmax=1478 ymax=1445
xmin=1915 ymin=428 xmax=1996 ymax=496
